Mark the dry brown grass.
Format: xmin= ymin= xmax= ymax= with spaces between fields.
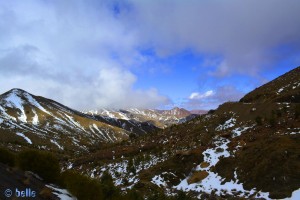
xmin=39 ymin=187 xmax=53 ymax=199
xmin=187 ymin=171 xmax=209 ymax=184
xmin=200 ymin=162 xmax=210 ymax=168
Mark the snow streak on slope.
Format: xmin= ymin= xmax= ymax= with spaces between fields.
xmin=3 ymin=91 xmax=27 ymax=122
xmin=174 ymin=136 xmax=270 ymax=199
xmin=23 ymin=92 xmax=51 ymax=115
xmin=16 ymin=132 xmax=32 ymax=144
xmin=46 ymin=185 xmax=76 ymax=200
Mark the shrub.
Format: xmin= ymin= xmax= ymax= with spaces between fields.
xmin=127 ymin=158 xmax=136 ymax=174
xmin=174 ymin=191 xmax=193 ymax=200
xmin=0 ymin=148 xmax=15 ymax=167
xmin=255 ymin=116 xmax=262 ymax=126
xmin=208 ymin=109 xmax=215 ymax=114
xmin=123 ymin=189 xmax=143 ymax=200
xmin=129 ymin=133 xmax=138 ymax=139
xmin=276 ymin=110 xmax=282 ymax=118
xmin=17 ymin=150 xmax=60 ymax=183
xmin=295 ymin=104 xmax=300 ymax=119
xmin=269 ymin=117 xmax=276 ymax=127
xmin=147 ymin=192 xmax=169 ymax=200
xmin=63 ymin=171 xmax=121 ymax=200
xmin=100 ymin=171 xmax=121 ymax=200
xmin=61 ymin=170 xmax=104 ymax=200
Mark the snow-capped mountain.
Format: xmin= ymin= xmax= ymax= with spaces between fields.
xmin=85 ymin=107 xmax=199 ymax=129
xmin=0 ymin=89 xmax=199 ymax=152
xmin=0 ymin=89 xmax=132 ymax=152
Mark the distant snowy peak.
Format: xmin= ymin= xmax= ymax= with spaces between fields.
xmin=85 ymin=107 xmax=200 ymax=128
xmin=159 ymin=107 xmax=191 ymax=118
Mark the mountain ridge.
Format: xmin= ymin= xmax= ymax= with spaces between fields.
xmin=66 ymin=66 xmax=300 ymax=199
xmin=240 ymin=66 xmax=300 ymax=103
xmin=0 ymin=89 xmax=199 ymax=153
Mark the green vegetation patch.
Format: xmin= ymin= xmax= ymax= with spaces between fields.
xmin=17 ymin=150 xmax=60 ymax=183
xmin=0 ymin=147 xmax=15 ymax=166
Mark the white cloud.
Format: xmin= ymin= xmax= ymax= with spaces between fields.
xmin=185 ymin=86 xmax=244 ymax=110
xmin=189 ymin=90 xmax=214 ymax=100
xmin=0 ymin=0 xmax=169 ymax=109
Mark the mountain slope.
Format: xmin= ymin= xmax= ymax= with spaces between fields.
xmin=240 ymin=66 xmax=300 ymax=103
xmin=0 ymin=89 xmax=131 ymax=152
xmin=0 ymin=89 xmax=197 ymax=153
xmin=67 ymin=66 xmax=300 ymax=199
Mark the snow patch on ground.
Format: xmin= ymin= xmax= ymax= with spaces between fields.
xmin=93 ymin=124 xmax=109 ymax=141
xmin=16 ymin=132 xmax=32 ymax=144
xmin=152 ymin=174 xmax=167 ymax=187
xmin=23 ymin=93 xmax=52 ymax=115
xmin=231 ymin=125 xmax=254 ymax=138
xmin=89 ymin=153 xmax=169 ymax=190
xmin=287 ymin=131 xmax=300 ymax=135
xmin=175 ymin=137 xmax=270 ymax=199
xmin=216 ymin=118 xmax=236 ymax=131
xmin=64 ymin=114 xmax=85 ymax=131
xmin=119 ymin=112 xmax=130 ymax=120
xmin=50 ymin=139 xmax=64 ymax=150
xmin=278 ymin=88 xmax=284 ymax=93
xmin=31 ymin=110 xmax=39 ymax=125
xmin=4 ymin=92 xmax=27 ymax=122
xmin=46 ymin=185 xmax=76 ymax=200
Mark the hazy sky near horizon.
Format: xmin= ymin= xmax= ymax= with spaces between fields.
xmin=0 ymin=0 xmax=300 ymax=110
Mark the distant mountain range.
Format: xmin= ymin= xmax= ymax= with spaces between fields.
xmin=85 ymin=107 xmax=202 ymax=129
xmin=0 ymin=89 xmax=202 ymax=152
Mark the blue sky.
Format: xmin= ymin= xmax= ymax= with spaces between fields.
xmin=0 ymin=0 xmax=300 ymax=110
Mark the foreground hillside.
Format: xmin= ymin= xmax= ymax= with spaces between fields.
xmin=0 ymin=66 xmax=299 ymax=199
xmin=67 ymin=66 xmax=300 ymax=199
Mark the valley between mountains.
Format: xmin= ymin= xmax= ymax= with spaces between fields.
xmin=0 ymin=66 xmax=300 ymax=200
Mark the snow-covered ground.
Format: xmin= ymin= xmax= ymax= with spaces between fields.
xmin=86 ymin=153 xmax=169 ymax=190
xmin=174 ymin=137 xmax=271 ymax=199
xmin=16 ymin=132 xmax=32 ymax=144
xmin=152 ymin=174 xmax=167 ymax=187
xmin=215 ymin=118 xmax=236 ymax=131
xmin=231 ymin=125 xmax=254 ymax=138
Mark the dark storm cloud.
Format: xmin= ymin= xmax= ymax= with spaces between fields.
xmin=124 ymin=0 xmax=300 ymax=76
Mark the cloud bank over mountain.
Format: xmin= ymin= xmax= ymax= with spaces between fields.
xmin=0 ymin=0 xmax=299 ymax=109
